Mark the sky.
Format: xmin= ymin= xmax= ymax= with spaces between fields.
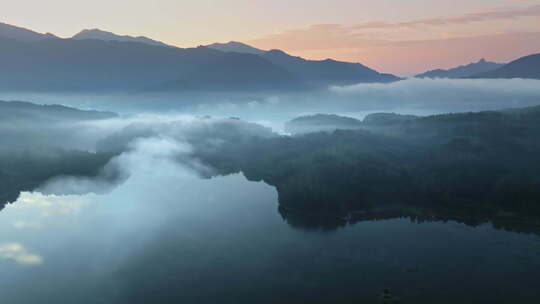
xmin=2 ymin=0 xmax=540 ymax=75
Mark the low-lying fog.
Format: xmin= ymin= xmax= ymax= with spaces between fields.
xmin=2 ymin=139 xmax=539 ymax=303
xmin=2 ymin=78 xmax=540 ymax=132
xmin=2 ymin=78 xmax=540 ymax=303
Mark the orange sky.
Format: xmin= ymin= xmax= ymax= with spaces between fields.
xmin=2 ymin=0 xmax=540 ymax=75
xmin=247 ymin=4 xmax=540 ymax=75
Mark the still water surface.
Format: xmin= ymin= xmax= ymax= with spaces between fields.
xmin=1 ymin=163 xmax=539 ymax=304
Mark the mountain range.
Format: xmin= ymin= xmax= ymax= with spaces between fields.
xmin=72 ymin=29 xmax=171 ymax=48
xmin=415 ymin=59 xmax=504 ymax=79
xmin=0 ymin=22 xmax=539 ymax=93
xmin=206 ymin=41 xmax=266 ymax=55
xmin=0 ymin=23 xmax=400 ymax=92
xmin=0 ymin=22 xmax=57 ymax=42
xmin=470 ymin=53 xmax=540 ymax=80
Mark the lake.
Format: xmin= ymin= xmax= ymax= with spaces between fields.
xmin=1 ymin=161 xmax=539 ymax=304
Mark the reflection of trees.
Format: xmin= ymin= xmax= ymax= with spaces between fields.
xmin=0 ymin=151 xmax=116 ymax=211
xmin=278 ymin=205 xmax=347 ymax=231
xmin=278 ymin=204 xmax=540 ymax=235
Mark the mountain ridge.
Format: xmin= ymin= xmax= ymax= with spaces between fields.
xmin=415 ymin=58 xmax=504 ymax=79
xmin=0 ymin=29 xmax=400 ymax=92
xmin=470 ymin=53 xmax=540 ymax=79
xmin=0 ymin=22 xmax=414 ymax=92
xmin=72 ymin=28 xmax=172 ymax=48
xmin=206 ymin=41 xmax=266 ymax=55
xmin=0 ymin=22 xmax=55 ymax=42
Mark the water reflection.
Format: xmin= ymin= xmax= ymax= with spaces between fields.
xmin=279 ymin=206 xmax=540 ymax=235
xmin=0 ymin=243 xmax=43 ymax=266
xmin=0 ymin=166 xmax=539 ymax=303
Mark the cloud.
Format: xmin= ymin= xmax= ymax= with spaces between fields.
xmin=329 ymin=78 xmax=540 ymax=113
xmin=0 ymin=109 xmax=280 ymax=206
xmin=95 ymin=117 xmax=276 ymax=155
xmin=6 ymin=87 xmax=540 ymax=203
xmin=252 ymin=5 xmax=540 ymax=43
xmin=6 ymin=192 xmax=90 ymax=218
xmin=0 ymin=243 xmax=43 ymax=266
xmin=12 ymin=220 xmax=42 ymax=230
xmin=354 ymin=5 xmax=540 ymax=29
xmin=26 ymin=117 xmax=277 ymax=198
xmin=37 ymin=159 xmax=129 ymax=197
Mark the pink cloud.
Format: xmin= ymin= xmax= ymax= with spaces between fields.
xmin=347 ymin=5 xmax=540 ymax=30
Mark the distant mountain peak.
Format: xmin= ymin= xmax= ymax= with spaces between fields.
xmin=72 ymin=28 xmax=172 ymax=47
xmin=416 ymin=58 xmax=505 ymax=79
xmin=206 ymin=41 xmax=266 ymax=55
xmin=470 ymin=53 xmax=540 ymax=80
xmin=0 ymin=22 xmax=53 ymax=42
xmin=266 ymin=49 xmax=289 ymax=56
xmin=76 ymin=28 xmax=100 ymax=35
xmin=225 ymin=41 xmax=249 ymax=46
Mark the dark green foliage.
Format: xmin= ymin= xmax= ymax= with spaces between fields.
xmin=362 ymin=112 xmax=418 ymax=126
xmin=201 ymin=105 xmax=540 ymax=218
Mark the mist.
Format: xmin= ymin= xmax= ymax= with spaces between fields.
xmin=0 ymin=147 xmax=278 ymax=303
xmin=331 ymin=78 xmax=540 ymax=113
xmin=3 ymin=76 xmax=540 ymax=206
xmin=2 ymin=77 xmax=540 ymax=304
xmin=2 ymin=78 xmax=540 ymax=122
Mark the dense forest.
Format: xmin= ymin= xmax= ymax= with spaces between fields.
xmin=198 ymin=105 xmax=540 ymax=226
xmin=3 ymin=100 xmax=540 ymax=230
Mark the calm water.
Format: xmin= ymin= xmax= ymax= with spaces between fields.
xmin=1 ymin=162 xmax=540 ymax=304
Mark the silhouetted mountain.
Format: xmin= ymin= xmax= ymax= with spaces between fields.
xmin=72 ymin=28 xmax=172 ymax=47
xmin=0 ymin=22 xmax=54 ymax=42
xmin=416 ymin=59 xmax=504 ymax=79
xmin=0 ymin=38 xmax=250 ymax=91
xmin=207 ymin=42 xmax=399 ymax=85
xmin=261 ymin=49 xmax=400 ymax=86
xmin=157 ymin=52 xmax=300 ymax=91
xmin=206 ymin=41 xmax=265 ymax=55
xmin=471 ymin=53 xmax=540 ymax=79
xmin=0 ymin=23 xmax=400 ymax=92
